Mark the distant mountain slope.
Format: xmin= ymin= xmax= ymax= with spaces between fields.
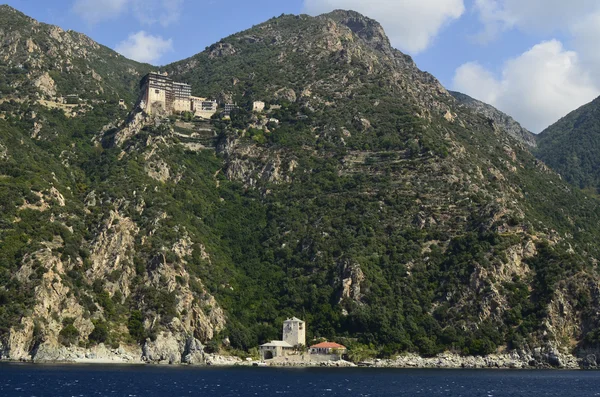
xmin=536 ymin=96 xmax=600 ymax=191
xmin=3 ymin=6 xmax=600 ymax=368
xmin=450 ymin=91 xmax=537 ymax=148
xmin=0 ymin=5 xmax=151 ymax=103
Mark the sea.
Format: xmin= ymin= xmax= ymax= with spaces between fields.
xmin=1 ymin=364 xmax=600 ymax=397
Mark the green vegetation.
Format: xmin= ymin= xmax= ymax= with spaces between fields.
xmin=536 ymin=96 xmax=600 ymax=192
xmin=59 ymin=318 xmax=80 ymax=347
xmin=1 ymin=6 xmax=600 ymax=362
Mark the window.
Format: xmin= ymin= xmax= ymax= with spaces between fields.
xmin=155 ymin=89 xmax=160 ymax=94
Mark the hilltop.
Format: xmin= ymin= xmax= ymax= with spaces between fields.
xmin=1 ymin=6 xmax=600 ymax=368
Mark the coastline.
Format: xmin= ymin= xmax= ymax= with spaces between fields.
xmin=0 ymin=350 xmax=590 ymax=370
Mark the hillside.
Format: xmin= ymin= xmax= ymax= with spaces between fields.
xmin=450 ymin=91 xmax=537 ymax=148
xmin=536 ymin=96 xmax=600 ymax=192
xmin=0 ymin=5 xmax=151 ymax=104
xmin=2 ymin=7 xmax=600 ymax=367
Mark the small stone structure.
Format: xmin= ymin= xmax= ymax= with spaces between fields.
xmin=259 ymin=340 xmax=294 ymax=360
xmin=260 ymin=317 xmax=306 ymax=360
xmin=252 ymin=101 xmax=265 ymax=112
xmin=283 ymin=317 xmax=305 ymax=347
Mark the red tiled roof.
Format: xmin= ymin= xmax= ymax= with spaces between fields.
xmin=310 ymin=342 xmax=346 ymax=349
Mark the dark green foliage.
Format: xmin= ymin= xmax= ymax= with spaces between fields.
xmin=88 ymin=321 xmax=109 ymax=345
xmin=204 ymin=340 xmax=220 ymax=354
xmin=127 ymin=311 xmax=146 ymax=343
xmin=59 ymin=318 xmax=80 ymax=347
xmin=536 ymin=96 xmax=600 ymax=192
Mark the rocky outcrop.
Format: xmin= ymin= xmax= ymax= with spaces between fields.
xmin=33 ymin=72 xmax=56 ymax=97
xmin=114 ymin=109 xmax=149 ymax=147
xmin=182 ymin=337 xmax=205 ymax=365
xmin=324 ymin=10 xmax=393 ymax=57
xmin=450 ymin=91 xmax=537 ymax=148
xmin=0 ymin=142 xmax=8 ymax=160
xmin=142 ymin=332 xmax=186 ymax=364
xmin=208 ymin=42 xmax=237 ymax=59
xmin=274 ymin=88 xmax=297 ymax=103
xmin=32 ymin=343 xmax=141 ymax=363
xmin=336 ymin=258 xmax=364 ymax=305
xmin=88 ymin=209 xmax=138 ymax=297
xmin=145 ymin=157 xmax=171 ymax=183
xmin=205 ymin=354 xmax=242 ymax=366
xmin=368 ymin=347 xmax=579 ymax=369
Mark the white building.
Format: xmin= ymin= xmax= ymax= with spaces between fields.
xmin=259 ymin=317 xmax=306 ymax=360
xmin=283 ymin=317 xmax=306 ymax=347
xmin=259 ymin=340 xmax=294 ymax=360
xmin=191 ymin=97 xmax=218 ymax=119
xmin=140 ymin=72 xmax=216 ymax=117
xmin=253 ymin=101 xmax=265 ymax=112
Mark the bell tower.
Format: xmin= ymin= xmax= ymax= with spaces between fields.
xmin=282 ymin=317 xmax=306 ymax=347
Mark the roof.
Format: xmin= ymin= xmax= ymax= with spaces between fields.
xmin=284 ymin=317 xmax=304 ymax=323
xmin=310 ymin=342 xmax=346 ymax=349
xmin=260 ymin=340 xmax=294 ymax=348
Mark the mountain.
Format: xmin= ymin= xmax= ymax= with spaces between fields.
xmin=536 ymin=96 xmax=600 ymax=192
xmin=450 ymin=91 xmax=537 ymax=148
xmin=2 ymin=6 xmax=600 ymax=367
xmin=0 ymin=5 xmax=150 ymax=103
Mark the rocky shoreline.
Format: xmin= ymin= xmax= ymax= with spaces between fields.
xmin=363 ymin=351 xmax=579 ymax=370
xmin=3 ymin=341 xmax=598 ymax=370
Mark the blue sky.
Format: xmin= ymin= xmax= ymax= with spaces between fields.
xmin=5 ymin=0 xmax=600 ymax=133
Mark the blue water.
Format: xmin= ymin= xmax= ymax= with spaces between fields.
xmin=1 ymin=364 xmax=600 ymax=396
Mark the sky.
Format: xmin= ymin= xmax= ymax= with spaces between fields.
xmin=4 ymin=0 xmax=600 ymax=133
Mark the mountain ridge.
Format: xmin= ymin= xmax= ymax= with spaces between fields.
xmin=450 ymin=91 xmax=537 ymax=148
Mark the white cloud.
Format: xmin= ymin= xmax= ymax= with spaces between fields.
xmin=72 ymin=0 xmax=128 ymax=24
xmin=474 ymin=0 xmax=600 ymax=41
xmin=570 ymin=11 xmax=600 ymax=84
xmin=72 ymin=0 xmax=183 ymax=27
xmin=132 ymin=0 xmax=183 ymax=27
xmin=115 ymin=31 xmax=173 ymax=64
xmin=303 ymin=0 xmax=465 ymax=54
xmin=453 ymin=40 xmax=600 ymax=132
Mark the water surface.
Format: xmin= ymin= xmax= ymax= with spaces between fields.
xmin=1 ymin=363 xmax=599 ymax=396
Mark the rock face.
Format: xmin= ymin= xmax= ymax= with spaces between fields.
xmin=369 ymin=347 xmax=580 ymax=369
xmin=142 ymin=332 xmax=186 ymax=364
xmin=0 ymin=5 xmax=148 ymax=103
xmin=32 ymin=343 xmax=141 ymax=364
xmin=450 ymin=91 xmax=537 ymax=148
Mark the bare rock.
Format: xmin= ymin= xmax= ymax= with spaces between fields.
xmin=336 ymin=258 xmax=364 ymax=304
xmin=182 ymin=337 xmax=205 ymax=365
xmin=0 ymin=142 xmax=7 ymax=160
xmin=33 ymin=72 xmax=56 ymax=97
xmin=208 ymin=42 xmax=237 ymax=59
xmin=142 ymin=332 xmax=184 ymax=364
xmin=205 ymin=354 xmax=242 ymax=366
xmin=274 ymin=88 xmax=297 ymax=103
